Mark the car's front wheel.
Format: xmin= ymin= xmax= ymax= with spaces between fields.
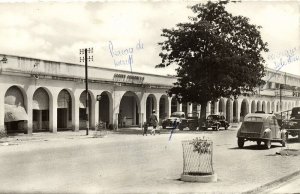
xmin=264 ymin=140 xmax=271 ymax=149
xmin=238 ymin=138 xmax=244 ymax=148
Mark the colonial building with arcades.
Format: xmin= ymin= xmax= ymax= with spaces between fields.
xmin=0 ymin=54 xmax=300 ymax=135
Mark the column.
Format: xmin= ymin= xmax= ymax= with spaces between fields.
xmin=168 ymin=97 xmax=172 ymax=118
xmin=187 ymin=103 xmax=192 ymax=114
xmin=94 ymin=100 xmax=99 ymax=129
xmin=49 ymin=92 xmax=57 ymax=133
xmin=177 ymin=101 xmax=182 ymax=111
xmin=206 ymin=102 xmax=211 ymax=116
xmin=214 ymin=101 xmax=219 ymax=114
xmin=72 ymin=95 xmax=80 ymax=132
xmin=26 ymin=97 xmax=33 ymax=135
xmin=90 ymin=99 xmax=97 ymax=130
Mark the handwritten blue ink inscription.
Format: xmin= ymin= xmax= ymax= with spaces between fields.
xmin=108 ymin=40 xmax=144 ymax=70
xmin=267 ymin=47 xmax=300 ymax=71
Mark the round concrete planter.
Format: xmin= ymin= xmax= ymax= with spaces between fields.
xmin=181 ymin=173 xmax=217 ymax=183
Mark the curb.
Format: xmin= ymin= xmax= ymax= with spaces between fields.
xmin=243 ymin=170 xmax=300 ymax=194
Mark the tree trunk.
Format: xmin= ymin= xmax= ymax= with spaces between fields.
xmin=199 ymin=102 xmax=207 ymax=130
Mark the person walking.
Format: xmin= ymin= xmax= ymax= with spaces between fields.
xmin=149 ymin=110 xmax=158 ymax=135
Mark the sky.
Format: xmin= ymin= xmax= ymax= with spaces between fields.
xmin=0 ymin=0 xmax=299 ymax=76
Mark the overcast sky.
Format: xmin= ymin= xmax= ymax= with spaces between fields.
xmin=0 ymin=0 xmax=299 ymax=76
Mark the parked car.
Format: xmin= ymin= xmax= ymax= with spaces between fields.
xmin=201 ymin=114 xmax=229 ymax=131
xmin=237 ymin=113 xmax=287 ymax=149
xmin=282 ymin=107 xmax=300 ymax=141
xmin=178 ymin=112 xmax=199 ymax=131
xmin=162 ymin=111 xmax=185 ymax=129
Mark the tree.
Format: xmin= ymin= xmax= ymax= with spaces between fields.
xmin=157 ymin=0 xmax=268 ymax=125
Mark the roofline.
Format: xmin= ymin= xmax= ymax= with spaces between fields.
xmin=0 ymin=53 xmax=178 ymax=79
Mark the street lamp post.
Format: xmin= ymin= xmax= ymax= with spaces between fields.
xmin=80 ymin=48 xmax=93 ymax=135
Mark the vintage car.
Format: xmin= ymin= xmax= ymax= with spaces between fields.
xmin=201 ymin=114 xmax=229 ymax=131
xmin=237 ymin=113 xmax=287 ymax=149
xmin=178 ymin=112 xmax=199 ymax=131
xmin=282 ymin=107 xmax=300 ymax=141
xmin=162 ymin=111 xmax=185 ymax=129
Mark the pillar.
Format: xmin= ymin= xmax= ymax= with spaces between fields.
xmin=177 ymin=101 xmax=182 ymax=112
xmin=94 ymin=100 xmax=99 ymax=129
xmin=49 ymin=92 xmax=57 ymax=133
xmin=72 ymin=94 xmax=80 ymax=132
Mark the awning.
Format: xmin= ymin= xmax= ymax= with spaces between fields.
xmin=4 ymin=104 xmax=28 ymax=122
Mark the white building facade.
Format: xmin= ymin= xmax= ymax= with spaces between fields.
xmin=0 ymin=54 xmax=300 ymax=135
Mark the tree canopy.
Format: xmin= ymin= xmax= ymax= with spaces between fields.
xmin=157 ymin=1 xmax=268 ymax=107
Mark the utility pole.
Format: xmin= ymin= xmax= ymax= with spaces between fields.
xmin=80 ymin=48 xmax=93 ymax=135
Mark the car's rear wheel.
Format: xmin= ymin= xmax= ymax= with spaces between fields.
xmin=257 ymin=140 xmax=261 ymax=146
xmin=264 ymin=140 xmax=271 ymax=149
xmin=238 ymin=138 xmax=244 ymax=148
xmin=162 ymin=125 xmax=166 ymax=129
xmin=225 ymin=125 xmax=228 ymax=130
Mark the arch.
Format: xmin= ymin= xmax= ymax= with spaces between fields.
xmin=257 ymin=101 xmax=262 ymax=112
xmin=146 ymin=94 xmax=157 ymax=122
xmin=79 ymin=91 xmax=93 ymax=130
xmin=4 ymin=86 xmax=28 ymax=134
xmin=218 ymin=98 xmax=226 ymax=115
xmin=251 ymin=100 xmax=256 ymax=113
xmin=271 ymin=101 xmax=275 ymax=113
xmin=57 ymin=89 xmax=73 ymax=130
xmin=32 ymin=87 xmax=50 ymax=132
xmin=240 ymin=99 xmax=249 ymax=121
xmin=288 ymin=102 xmax=291 ymax=110
xmin=276 ymin=101 xmax=280 ymax=112
xmin=98 ymin=91 xmax=113 ymax=127
xmin=119 ymin=91 xmax=140 ymax=127
xmin=159 ymin=95 xmax=169 ymax=121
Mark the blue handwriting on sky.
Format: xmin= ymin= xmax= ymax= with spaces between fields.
xmin=108 ymin=40 xmax=144 ymax=71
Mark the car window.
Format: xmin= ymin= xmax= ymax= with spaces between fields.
xmin=244 ymin=117 xmax=263 ymax=122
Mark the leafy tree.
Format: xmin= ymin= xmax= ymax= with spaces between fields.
xmin=157 ymin=0 xmax=268 ymax=125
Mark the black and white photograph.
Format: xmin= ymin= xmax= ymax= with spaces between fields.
xmin=0 ymin=0 xmax=299 ymax=193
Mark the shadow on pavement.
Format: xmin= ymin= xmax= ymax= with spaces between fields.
xmin=229 ymin=144 xmax=282 ymax=150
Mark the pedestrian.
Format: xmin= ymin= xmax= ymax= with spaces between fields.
xmin=143 ymin=122 xmax=148 ymax=136
xmin=149 ymin=110 xmax=158 ymax=135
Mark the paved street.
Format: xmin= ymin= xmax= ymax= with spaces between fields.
xmin=0 ymin=127 xmax=299 ymax=193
